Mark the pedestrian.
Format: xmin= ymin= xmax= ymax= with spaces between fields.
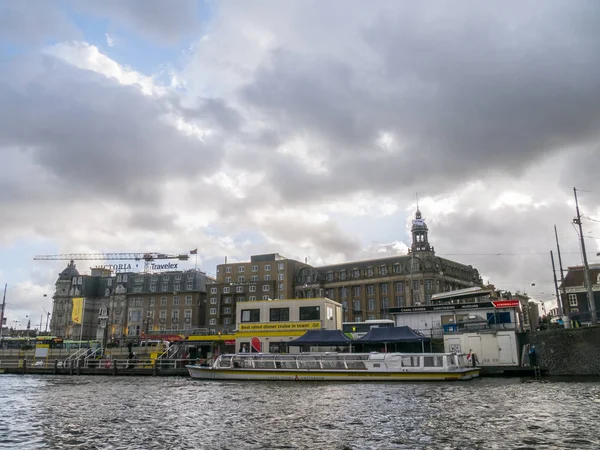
xmin=529 ymin=345 xmax=537 ymax=367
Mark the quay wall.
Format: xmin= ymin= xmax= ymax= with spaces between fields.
xmin=520 ymin=326 xmax=600 ymax=376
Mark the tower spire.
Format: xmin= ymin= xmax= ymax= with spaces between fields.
xmin=411 ymin=206 xmax=431 ymax=253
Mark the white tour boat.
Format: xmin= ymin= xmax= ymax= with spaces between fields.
xmin=186 ymin=352 xmax=480 ymax=381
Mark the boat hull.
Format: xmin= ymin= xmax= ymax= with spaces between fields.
xmin=186 ymin=366 xmax=479 ymax=381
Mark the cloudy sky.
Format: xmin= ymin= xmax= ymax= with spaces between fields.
xmin=1 ymin=0 xmax=599 ymax=328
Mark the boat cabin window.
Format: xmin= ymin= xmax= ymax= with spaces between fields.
xmin=320 ymin=355 xmax=346 ymax=369
xmin=446 ymin=355 xmax=457 ymax=368
xmin=217 ymin=356 xmax=233 ymax=368
xmin=401 ymin=356 xmax=420 ymax=367
xmin=423 ymin=356 xmax=444 ymax=368
xmin=297 ymin=356 xmax=321 ymax=369
xmin=344 ymin=357 xmax=368 ymax=370
xmin=254 ymin=356 xmax=277 ymax=369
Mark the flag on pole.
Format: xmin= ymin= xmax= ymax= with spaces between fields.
xmin=72 ymin=297 xmax=84 ymax=324
xmin=190 ymin=248 xmax=198 ymax=255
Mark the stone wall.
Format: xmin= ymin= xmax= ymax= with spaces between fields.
xmin=520 ymin=326 xmax=600 ymax=376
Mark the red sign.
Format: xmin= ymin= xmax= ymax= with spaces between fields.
xmin=492 ymin=300 xmax=520 ymax=308
xmin=251 ymin=337 xmax=261 ymax=353
xmin=224 ymin=340 xmax=236 ymax=346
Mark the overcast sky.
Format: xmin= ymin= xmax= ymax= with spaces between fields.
xmin=1 ymin=0 xmax=599 ymax=328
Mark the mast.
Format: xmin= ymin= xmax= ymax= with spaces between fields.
xmin=573 ymin=188 xmax=597 ymax=325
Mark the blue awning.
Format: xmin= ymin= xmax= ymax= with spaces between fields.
xmin=288 ymin=330 xmax=352 ymax=346
xmin=354 ymin=326 xmax=430 ymax=343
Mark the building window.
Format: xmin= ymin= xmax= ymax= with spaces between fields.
xmin=224 ymin=297 xmax=232 ymax=304
xmin=340 ymin=270 xmax=346 ymax=280
xmin=342 ymin=300 xmax=348 ymax=311
xmin=425 ymin=294 xmax=432 ymax=304
xmin=569 ymin=294 xmax=578 ymax=307
xmin=354 ymin=286 xmax=361 ymax=297
xmin=396 ymin=282 xmax=404 ymax=294
xmin=172 ymin=310 xmax=179 ymax=320
xmin=262 ymin=285 xmax=270 ymax=292
xmin=327 ymin=272 xmax=333 ymax=281
xmin=224 ymin=307 xmax=231 ymax=314
xmin=173 ymin=296 xmax=179 ymax=306
xmin=367 ymin=285 xmax=375 ymax=295
xmin=174 ymin=283 xmax=181 ymax=291
xmin=251 ymin=276 xmax=258 ymax=281
xmin=353 ymin=269 xmax=360 ymax=278
xmin=278 ymin=273 xmax=284 ymax=281
xmin=249 ymin=286 xmax=256 ymax=292
xmin=238 ymin=276 xmax=245 ymax=282
xmin=107 ymin=278 xmax=113 ymax=287
xmin=237 ymin=297 xmax=245 ymax=302
xmin=353 ymin=300 xmax=361 ymax=311
xmin=133 ymin=286 xmax=142 ymax=293
xmin=210 ymin=297 xmax=217 ymax=304
xmin=425 ymin=279 xmax=433 ymax=292
xmin=161 ymin=297 xmax=167 ymax=306
xmin=413 ymin=280 xmax=419 ymax=291
xmin=368 ymin=298 xmax=376 ymax=311
xmin=224 ymin=318 xmax=231 ymax=325
xmin=278 ymin=283 xmax=284 ymax=291
xmin=161 ymin=283 xmax=168 ymax=291
xmin=187 ymin=282 xmax=193 ymax=290
xmin=265 ymin=264 xmax=271 ymax=271
xmin=149 ymin=297 xmax=155 ymax=306
xmin=367 ymin=315 xmax=376 ymax=321
xmin=353 ymin=315 xmax=362 ymax=322
xmin=236 ymin=286 xmax=244 ymax=293
xmin=150 ymin=283 xmax=157 ymax=292
xmin=261 ymin=295 xmax=270 ymax=300
xmin=380 ymin=266 xmax=387 ymax=275
xmin=252 ymin=265 xmax=258 ymax=272
xmin=241 ymin=309 xmax=260 ymax=322
xmin=382 ymin=297 xmax=389 ymax=310
xmin=209 ymin=319 xmax=217 ymax=325
xmin=225 ymin=277 xmax=232 ymax=283
xmin=249 ymin=296 xmax=256 ymax=301
xmin=185 ymin=296 xmax=192 ymax=305
xmin=366 ymin=267 xmax=373 ymax=276
xmin=299 ymin=306 xmax=320 ymax=321
xmin=395 ymin=295 xmax=405 ymax=307
xmin=341 ymin=288 xmax=347 ymax=298
xmin=380 ymin=284 xmax=388 ymax=294
xmin=226 ymin=267 xmax=232 ymax=273
xmin=238 ymin=266 xmax=245 ymax=273
xmin=160 ymin=310 xmax=167 ymax=319
xmin=270 ymin=307 xmax=290 ymax=322
xmin=117 ymin=275 xmax=122 ymax=283
xmin=265 ymin=274 xmax=271 ymax=281
xmin=184 ymin=309 xmax=192 ymax=319
xmin=175 ymin=275 xmax=182 ymax=281
xmin=210 ymin=308 xmax=217 ymax=315
xmin=223 ymin=287 xmax=230 ymax=294
xmin=211 ymin=287 xmax=217 ymax=294
xmin=278 ymin=263 xmax=284 ymax=271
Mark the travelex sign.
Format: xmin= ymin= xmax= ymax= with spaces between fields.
xmin=238 ymin=321 xmax=321 ymax=332
xmin=99 ymin=262 xmax=178 ymax=272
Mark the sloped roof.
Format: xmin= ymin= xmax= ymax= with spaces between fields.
xmin=287 ymin=330 xmax=352 ymax=346
xmin=354 ymin=326 xmax=430 ymax=343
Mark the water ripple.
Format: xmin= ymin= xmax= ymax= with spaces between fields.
xmin=0 ymin=375 xmax=599 ymax=449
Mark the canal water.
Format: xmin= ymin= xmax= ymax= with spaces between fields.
xmin=0 ymin=376 xmax=599 ymax=449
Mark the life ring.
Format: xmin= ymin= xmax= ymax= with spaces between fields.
xmin=105 ymin=360 xmax=112 ymax=369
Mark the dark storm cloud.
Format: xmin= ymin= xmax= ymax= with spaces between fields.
xmin=0 ymin=1 xmax=80 ymax=44
xmin=74 ymin=0 xmax=202 ymax=43
xmin=0 ymin=55 xmax=222 ymax=203
xmin=238 ymin=1 xmax=600 ymax=203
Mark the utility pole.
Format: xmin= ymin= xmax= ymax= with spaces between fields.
xmin=550 ymin=251 xmax=561 ymax=317
xmin=554 ymin=225 xmax=566 ymax=317
xmin=0 ymin=284 xmax=6 ymax=345
xmin=573 ymin=187 xmax=597 ymax=325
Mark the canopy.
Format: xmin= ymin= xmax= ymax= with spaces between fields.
xmin=288 ymin=330 xmax=352 ymax=346
xmin=354 ymin=326 xmax=430 ymax=344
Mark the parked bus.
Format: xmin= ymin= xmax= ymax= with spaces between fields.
xmin=342 ymin=319 xmax=395 ymax=339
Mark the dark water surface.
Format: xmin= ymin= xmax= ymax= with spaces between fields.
xmin=0 ymin=375 xmax=599 ymax=449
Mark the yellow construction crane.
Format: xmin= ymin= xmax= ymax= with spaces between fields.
xmin=34 ymin=252 xmax=190 ymax=272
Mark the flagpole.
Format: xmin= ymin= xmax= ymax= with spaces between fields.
xmin=195 ymin=250 xmax=198 ymax=270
